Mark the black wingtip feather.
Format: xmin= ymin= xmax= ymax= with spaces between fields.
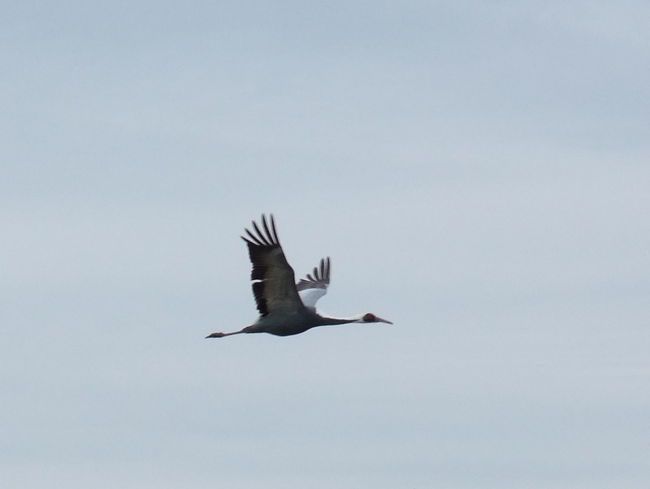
xmin=242 ymin=214 xmax=282 ymax=248
xmin=261 ymin=215 xmax=274 ymax=245
xmin=295 ymin=255 xmax=332 ymax=292
xmin=251 ymin=220 xmax=269 ymax=245
xmin=269 ymin=214 xmax=279 ymax=244
xmin=244 ymin=229 xmax=262 ymax=245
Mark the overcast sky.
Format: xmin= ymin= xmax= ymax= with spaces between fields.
xmin=2 ymin=1 xmax=649 ymax=488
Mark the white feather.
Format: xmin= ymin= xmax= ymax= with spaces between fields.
xmin=299 ymin=287 xmax=328 ymax=310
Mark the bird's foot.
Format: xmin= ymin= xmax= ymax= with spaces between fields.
xmin=205 ymin=332 xmax=226 ymax=338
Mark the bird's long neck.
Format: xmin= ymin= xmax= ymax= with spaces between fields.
xmin=315 ymin=315 xmax=358 ymax=326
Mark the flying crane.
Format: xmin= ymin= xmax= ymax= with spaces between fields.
xmin=206 ymin=215 xmax=392 ymax=338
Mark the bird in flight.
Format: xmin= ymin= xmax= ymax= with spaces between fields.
xmin=206 ymin=214 xmax=392 ymax=338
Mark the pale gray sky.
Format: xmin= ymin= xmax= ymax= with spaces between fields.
xmin=2 ymin=1 xmax=650 ymax=488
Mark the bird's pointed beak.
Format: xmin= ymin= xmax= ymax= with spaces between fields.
xmin=376 ymin=316 xmax=393 ymax=324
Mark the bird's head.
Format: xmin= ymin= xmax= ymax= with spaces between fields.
xmin=359 ymin=312 xmax=393 ymax=324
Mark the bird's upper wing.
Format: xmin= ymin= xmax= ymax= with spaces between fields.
xmin=296 ymin=257 xmax=331 ymax=310
xmin=241 ymin=215 xmax=304 ymax=316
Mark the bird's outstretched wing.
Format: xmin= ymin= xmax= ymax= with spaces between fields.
xmin=296 ymin=257 xmax=331 ymax=310
xmin=241 ymin=214 xmax=304 ymax=316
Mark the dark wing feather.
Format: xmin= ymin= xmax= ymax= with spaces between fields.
xmin=241 ymin=214 xmax=304 ymax=316
xmin=296 ymin=257 xmax=331 ymax=291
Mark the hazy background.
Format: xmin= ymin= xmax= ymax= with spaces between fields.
xmin=2 ymin=1 xmax=649 ymax=488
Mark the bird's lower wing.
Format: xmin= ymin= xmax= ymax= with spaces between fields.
xmin=296 ymin=257 xmax=330 ymax=310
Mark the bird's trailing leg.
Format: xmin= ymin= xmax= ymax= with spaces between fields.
xmin=205 ymin=326 xmax=252 ymax=339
